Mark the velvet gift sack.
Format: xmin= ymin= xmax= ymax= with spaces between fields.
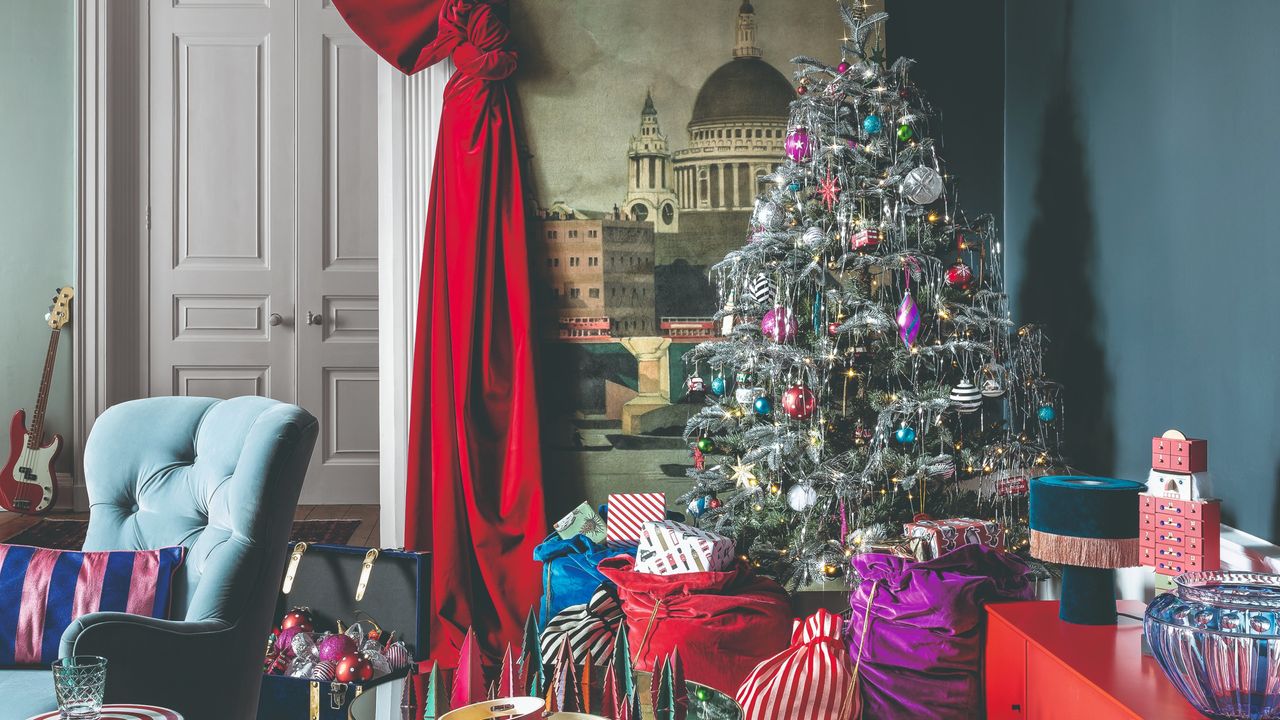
xmin=847 ymin=544 xmax=1035 ymax=720
xmin=533 ymin=532 xmax=628 ymax=630
xmin=598 ymin=555 xmax=791 ymax=694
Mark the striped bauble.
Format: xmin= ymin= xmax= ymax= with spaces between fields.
xmin=385 ymin=641 xmax=412 ymax=670
xmin=748 ymin=274 xmax=775 ymax=305
xmin=949 ymin=379 xmax=982 ymax=414
xmin=310 ymin=660 xmax=337 ymax=681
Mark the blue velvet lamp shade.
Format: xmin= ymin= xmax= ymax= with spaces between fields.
xmin=1029 ymin=476 xmax=1147 ymax=625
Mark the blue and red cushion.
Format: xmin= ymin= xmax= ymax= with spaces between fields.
xmin=0 ymin=544 xmax=184 ymax=666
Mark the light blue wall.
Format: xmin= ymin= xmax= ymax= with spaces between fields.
xmin=1006 ymin=0 xmax=1280 ymax=540
xmin=0 ymin=0 xmax=76 ymax=467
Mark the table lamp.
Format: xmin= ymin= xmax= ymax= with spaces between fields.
xmin=1029 ymin=475 xmax=1147 ymax=624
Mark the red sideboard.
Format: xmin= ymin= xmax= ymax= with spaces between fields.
xmin=985 ymin=600 xmax=1203 ymax=719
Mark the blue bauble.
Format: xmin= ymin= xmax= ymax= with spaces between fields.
xmin=710 ymin=377 xmax=727 ymax=396
xmin=894 ymin=425 xmax=917 ymax=444
xmin=1037 ymin=405 xmax=1056 ymax=422
xmin=787 ymin=182 xmax=801 ymax=192
xmin=753 ymin=396 xmax=773 ymax=416
xmin=863 ymin=114 xmax=883 ymax=134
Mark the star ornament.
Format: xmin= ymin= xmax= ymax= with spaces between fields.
xmin=817 ymin=170 xmax=841 ymax=211
xmin=729 ymin=457 xmax=758 ymax=489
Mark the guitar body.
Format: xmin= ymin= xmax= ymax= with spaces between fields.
xmin=0 ymin=409 xmax=60 ymax=514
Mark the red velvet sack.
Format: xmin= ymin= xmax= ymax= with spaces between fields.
xmin=597 ymin=555 xmax=791 ymax=694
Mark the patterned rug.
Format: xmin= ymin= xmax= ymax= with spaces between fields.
xmin=1 ymin=518 xmax=361 ymax=550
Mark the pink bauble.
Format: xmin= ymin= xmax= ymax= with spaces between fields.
xmin=317 ymin=634 xmax=358 ymax=663
xmin=276 ymin=626 xmax=303 ymax=655
xmin=785 ymin=128 xmax=812 ymax=163
xmin=761 ymin=307 xmax=798 ymax=343
xmin=837 ymin=61 xmax=851 ymax=74
xmin=781 ymin=385 xmax=817 ymax=419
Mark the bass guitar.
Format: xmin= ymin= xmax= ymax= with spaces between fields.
xmin=0 ymin=286 xmax=74 ymax=514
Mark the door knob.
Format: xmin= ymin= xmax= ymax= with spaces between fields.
xmin=305 ymin=310 xmax=323 ymax=326
xmin=268 ymin=313 xmax=283 ymax=327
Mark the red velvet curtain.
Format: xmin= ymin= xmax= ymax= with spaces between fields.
xmin=331 ymin=0 xmax=546 ymax=663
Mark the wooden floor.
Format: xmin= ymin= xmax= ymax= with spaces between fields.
xmin=0 ymin=505 xmax=381 ymax=546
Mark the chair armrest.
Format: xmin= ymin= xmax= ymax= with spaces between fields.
xmin=61 ymin=613 xmax=251 ymax=718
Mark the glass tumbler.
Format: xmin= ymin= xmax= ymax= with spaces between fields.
xmin=50 ymin=656 xmax=108 ymax=719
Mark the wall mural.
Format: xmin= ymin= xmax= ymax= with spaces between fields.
xmin=512 ymin=1 xmax=874 ymax=507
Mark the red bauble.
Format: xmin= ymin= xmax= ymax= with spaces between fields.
xmin=335 ymin=653 xmax=373 ymax=683
xmin=708 ymin=497 xmax=723 ymax=510
xmin=781 ymin=385 xmax=817 ymax=419
xmin=945 ymin=261 xmax=974 ymax=289
xmin=796 ymin=84 xmax=808 ymax=95
xmin=827 ymin=321 xmax=842 ymax=336
xmin=280 ymin=608 xmax=313 ymax=632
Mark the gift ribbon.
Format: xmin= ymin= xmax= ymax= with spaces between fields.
xmin=635 ymin=597 xmax=664 ymax=662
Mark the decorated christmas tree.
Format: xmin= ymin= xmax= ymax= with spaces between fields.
xmin=682 ymin=6 xmax=1066 ymax=587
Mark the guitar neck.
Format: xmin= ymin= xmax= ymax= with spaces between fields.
xmin=27 ymin=329 xmax=60 ymax=449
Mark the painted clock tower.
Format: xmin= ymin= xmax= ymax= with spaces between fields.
xmin=623 ymin=90 xmax=679 ymax=233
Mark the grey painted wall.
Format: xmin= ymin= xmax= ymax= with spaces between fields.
xmin=1006 ymin=0 xmax=1280 ymax=540
xmin=0 ymin=1 xmax=75 ymax=471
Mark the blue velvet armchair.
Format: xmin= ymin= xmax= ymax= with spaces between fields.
xmin=0 ymin=397 xmax=317 ymax=720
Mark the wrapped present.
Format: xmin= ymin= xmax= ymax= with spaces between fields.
xmin=554 ymin=501 xmax=607 ymax=544
xmin=606 ymin=493 xmax=666 ymax=550
xmin=850 ymin=228 xmax=881 ymax=250
xmin=635 ymin=520 xmax=736 ymax=575
xmin=861 ymin=536 xmax=929 ymax=562
xmin=904 ymin=517 xmax=1003 ymax=559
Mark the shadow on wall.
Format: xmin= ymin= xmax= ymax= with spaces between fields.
xmin=1016 ymin=0 xmax=1115 ymax=476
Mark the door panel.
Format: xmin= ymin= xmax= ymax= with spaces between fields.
xmin=148 ymin=0 xmax=378 ymax=503
xmin=296 ymin=1 xmax=380 ymax=503
xmin=150 ymin=5 xmax=295 ymax=402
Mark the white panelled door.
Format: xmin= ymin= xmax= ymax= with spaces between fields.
xmin=149 ymin=0 xmax=379 ymax=503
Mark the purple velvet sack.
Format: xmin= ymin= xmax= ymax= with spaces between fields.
xmin=847 ymin=544 xmax=1035 ymax=720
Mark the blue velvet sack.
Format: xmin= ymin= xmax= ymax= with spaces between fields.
xmin=534 ymin=532 xmax=629 ymax=630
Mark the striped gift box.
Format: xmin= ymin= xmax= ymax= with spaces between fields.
xmin=0 ymin=544 xmax=184 ymax=666
xmin=604 ymin=493 xmax=665 ymax=551
xmin=634 ymin=520 xmax=735 ymax=575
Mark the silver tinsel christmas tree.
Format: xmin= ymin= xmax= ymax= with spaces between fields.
xmin=681 ymin=6 xmax=1066 ymax=588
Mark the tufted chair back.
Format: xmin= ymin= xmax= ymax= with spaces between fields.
xmin=82 ymin=396 xmax=317 ymax=623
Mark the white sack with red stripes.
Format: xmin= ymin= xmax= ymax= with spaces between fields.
xmin=734 ymin=608 xmax=860 ymax=720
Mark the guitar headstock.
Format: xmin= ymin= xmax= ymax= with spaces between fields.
xmin=47 ymin=286 xmax=75 ymax=330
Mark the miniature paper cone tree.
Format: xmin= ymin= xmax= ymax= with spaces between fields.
xmin=580 ymin=649 xmax=594 ymax=714
xmin=611 ymin=622 xmax=635 ymax=699
xmin=650 ymin=654 xmax=668 ymax=717
xmin=600 ymin=660 xmax=620 ymax=718
xmin=668 ymin=648 xmax=689 ymax=720
xmin=520 ymin=608 xmax=546 ymax=697
xmin=421 ymin=661 xmax=448 ymax=720
xmin=552 ymin=639 xmax=583 ymax=712
xmin=451 ymin=627 xmax=486 ymax=709
xmin=497 ymin=643 xmax=518 ymax=697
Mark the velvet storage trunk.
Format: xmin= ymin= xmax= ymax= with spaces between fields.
xmin=256 ymin=543 xmax=430 ymax=719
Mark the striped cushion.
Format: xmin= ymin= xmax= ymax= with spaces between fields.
xmin=0 ymin=544 xmax=184 ymax=667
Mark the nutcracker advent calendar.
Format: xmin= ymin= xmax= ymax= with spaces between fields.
xmin=1140 ymin=429 xmax=1220 ymax=582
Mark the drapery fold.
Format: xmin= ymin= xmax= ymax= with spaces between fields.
xmin=332 ymin=0 xmax=546 ymax=663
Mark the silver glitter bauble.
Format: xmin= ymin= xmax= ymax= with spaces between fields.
xmin=901 ymin=166 xmax=944 ymax=205
xmin=753 ymin=199 xmax=784 ymax=230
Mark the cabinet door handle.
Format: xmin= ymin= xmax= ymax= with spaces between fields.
xmin=305 ymin=310 xmax=323 ymax=326
xmin=268 ymin=312 xmax=283 ymax=327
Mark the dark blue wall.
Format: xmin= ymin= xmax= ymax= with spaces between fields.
xmin=887 ymin=0 xmax=1004 ymax=233
xmin=1006 ymin=0 xmax=1280 ymax=540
